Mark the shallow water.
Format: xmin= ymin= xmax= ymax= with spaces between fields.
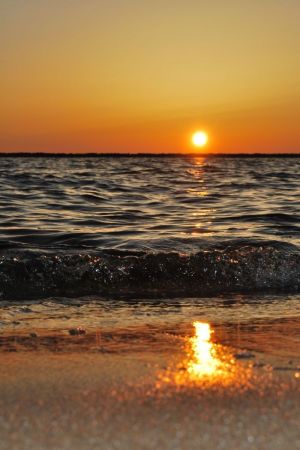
xmin=1 ymin=293 xmax=300 ymax=360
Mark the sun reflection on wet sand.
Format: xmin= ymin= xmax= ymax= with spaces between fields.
xmin=187 ymin=322 xmax=221 ymax=377
xmin=157 ymin=321 xmax=253 ymax=389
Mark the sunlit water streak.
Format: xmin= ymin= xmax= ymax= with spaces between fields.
xmin=157 ymin=322 xmax=255 ymax=388
xmin=187 ymin=322 xmax=222 ymax=377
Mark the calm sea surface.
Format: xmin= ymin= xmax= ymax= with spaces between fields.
xmin=0 ymin=156 xmax=299 ymax=300
xmin=0 ymin=156 xmax=299 ymax=251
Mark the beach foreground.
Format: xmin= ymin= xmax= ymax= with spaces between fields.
xmin=1 ymin=352 xmax=300 ymax=450
xmin=1 ymin=296 xmax=300 ymax=450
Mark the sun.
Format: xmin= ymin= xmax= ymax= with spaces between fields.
xmin=192 ymin=131 xmax=208 ymax=148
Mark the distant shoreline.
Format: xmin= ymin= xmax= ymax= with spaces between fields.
xmin=0 ymin=152 xmax=299 ymax=158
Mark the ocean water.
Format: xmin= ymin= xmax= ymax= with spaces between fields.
xmin=0 ymin=155 xmax=299 ymax=300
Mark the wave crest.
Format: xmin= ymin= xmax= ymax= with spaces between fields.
xmin=0 ymin=241 xmax=299 ymax=300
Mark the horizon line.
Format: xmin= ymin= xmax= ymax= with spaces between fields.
xmin=0 ymin=152 xmax=299 ymax=158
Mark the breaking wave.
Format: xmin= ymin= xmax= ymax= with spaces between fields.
xmin=0 ymin=240 xmax=299 ymax=300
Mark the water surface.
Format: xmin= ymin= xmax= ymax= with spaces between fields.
xmin=0 ymin=156 xmax=299 ymax=251
xmin=0 ymin=156 xmax=299 ymax=300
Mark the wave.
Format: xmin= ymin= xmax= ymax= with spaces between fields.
xmin=0 ymin=240 xmax=299 ymax=301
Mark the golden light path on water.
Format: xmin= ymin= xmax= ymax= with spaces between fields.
xmin=187 ymin=322 xmax=221 ymax=377
xmin=157 ymin=321 xmax=253 ymax=389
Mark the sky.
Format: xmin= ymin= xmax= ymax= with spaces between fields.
xmin=1 ymin=0 xmax=299 ymax=153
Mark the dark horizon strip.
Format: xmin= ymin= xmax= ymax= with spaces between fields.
xmin=0 ymin=152 xmax=299 ymax=158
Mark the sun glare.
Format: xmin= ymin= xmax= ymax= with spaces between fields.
xmin=187 ymin=321 xmax=219 ymax=377
xmin=192 ymin=131 xmax=208 ymax=148
xmin=157 ymin=320 xmax=254 ymax=389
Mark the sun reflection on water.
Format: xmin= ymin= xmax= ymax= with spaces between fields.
xmin=157 ymin=321 xmax=253 ymax=388
xmin=187 ymin=322 xmax=220 ymax=377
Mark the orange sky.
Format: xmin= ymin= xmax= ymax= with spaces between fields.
xmin=1 ymin=0 xmax=299 ymax=153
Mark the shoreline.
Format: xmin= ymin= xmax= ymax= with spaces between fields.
xmin=1 ymin=323 xmax=300 ymax=449
xmin=1 ymin=295 xmax=300 ymax=449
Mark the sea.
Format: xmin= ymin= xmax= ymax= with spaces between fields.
xmin=0 ymin=154 xmax=299 ymax=358
xmin=0 ymin=155 xmax=298 ymax=299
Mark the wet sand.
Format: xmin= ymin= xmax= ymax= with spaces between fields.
xmin=1 ymin=335 xmax=300 ymax=449
xmin=0 ymin=352 xmax=299 ymax=450
xmin=1 ymin=297 xmax=300 ymax=449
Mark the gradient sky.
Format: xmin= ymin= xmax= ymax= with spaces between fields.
xmin=1 ymin=0 xmax=299 ymax=153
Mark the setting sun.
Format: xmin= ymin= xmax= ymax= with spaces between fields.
xmin=192 ymin=131 xmax=208 ymax=148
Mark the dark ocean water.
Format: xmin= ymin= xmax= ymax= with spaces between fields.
xmin=0 ymin=156 xmax=299 ymax=300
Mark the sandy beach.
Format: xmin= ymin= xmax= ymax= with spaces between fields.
xmin=1 ymin=297 xmax=300 ymax=450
